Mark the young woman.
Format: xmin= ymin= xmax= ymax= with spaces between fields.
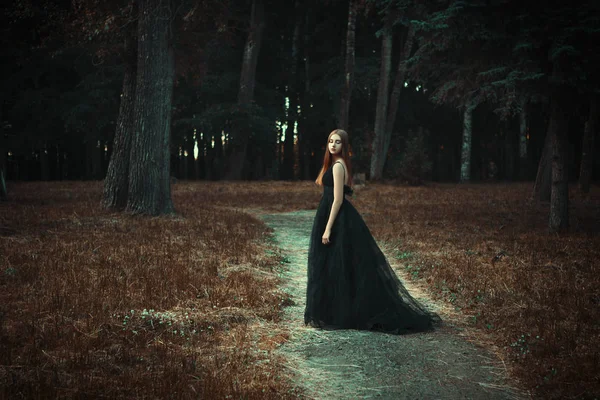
xmin=304 ymin=129 xmax=435 ymax=334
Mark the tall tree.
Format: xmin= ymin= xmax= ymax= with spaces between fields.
xmin=126 ymin=0 xmax=175 ymax=215
xmin=297 ymin=2 xmax=313 ymax=180
xmin=460 ymin=98 xmax=477 ymax=182
xmin=532 ymin=128 xmax=552 ymax=201
xmin=103 ymin=18 xmax=137 ymax=209
xmin=384 ymin=23 xmax=415 ymax=162
xmin=338 ymin=0 xmax=357 ymax=132
xmin=282 ymin=0 xmax=302 ymax=180
xmin=518 ymin=96 xmax=528 ymax=179
xmin=370 ymin=14 xmax=393 ymax=180
xmin=0 ymin=105 xmax=6 ymax=201
xmin=227 ymin=0 xmax=265 ymax=180
xmin=370 ymin=6 xmax=416 ymax=181
xmin=579 ymin=95 xmax=598 ymax=194
xmin=549 ymin=87 xmax=569 ymax=231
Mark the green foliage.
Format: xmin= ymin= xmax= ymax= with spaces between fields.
xmin=407 ymin=0 xmax=600 ymax=114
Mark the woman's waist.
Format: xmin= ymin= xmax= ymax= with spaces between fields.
xmin=323 ymin=186 xmax=353 ymax=196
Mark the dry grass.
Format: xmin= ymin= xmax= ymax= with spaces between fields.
xmin=0 ymin=181 xmax=304 ymax=399
xmin=350 ymin=182 xmax=600 ymax=400
xmin=1 ymin=180 xmax=598 ymax=399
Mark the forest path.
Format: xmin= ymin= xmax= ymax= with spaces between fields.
xmin=260 ymin=210 xmax=527 ymax=400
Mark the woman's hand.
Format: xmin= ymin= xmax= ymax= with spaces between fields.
xmin=322 ymin=229 xmax=331 ymax=245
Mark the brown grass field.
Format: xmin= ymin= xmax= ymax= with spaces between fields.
xmin=0 ymin=180 xmax=598 ymax=399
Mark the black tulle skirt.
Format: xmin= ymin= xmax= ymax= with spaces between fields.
xmin=304 ymin=185 xmax=434 ymax=334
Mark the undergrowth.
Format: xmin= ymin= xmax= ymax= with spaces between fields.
xmin=0 ymin=182 xmax=302 ymax=399
xmin=1 ymin=180 xmax=598 ymax=399
xmin=353 ymin=182 xmax=600 ymax=400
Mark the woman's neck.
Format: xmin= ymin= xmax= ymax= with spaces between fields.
xmin=332 ymin=155 xmax=342 ymax=163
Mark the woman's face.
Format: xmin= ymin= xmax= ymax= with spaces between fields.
xmin=328 ymin=134 xmax=342 ymax=156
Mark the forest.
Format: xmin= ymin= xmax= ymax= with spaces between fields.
xmin=1 ymin=0 xmax=598 ymax=220
xmin=0 ymin=0 xmax=599 ymax=399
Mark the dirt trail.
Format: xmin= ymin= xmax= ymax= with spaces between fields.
xmin=261 ymin=210 xmax=527 ymax=400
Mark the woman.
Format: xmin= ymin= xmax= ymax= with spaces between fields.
xmin=304 ymin=129 xmax=435 ymax=334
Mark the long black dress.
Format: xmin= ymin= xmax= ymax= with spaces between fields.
xmin=304 ymin=162 xmax=435 ymax=334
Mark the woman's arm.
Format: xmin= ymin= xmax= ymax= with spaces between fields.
xmin=322 ymin=163 xmax=345 ymax=244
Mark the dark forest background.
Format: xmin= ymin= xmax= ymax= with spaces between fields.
xmin=0 ymin=0 xmax=598 ymax=221
xmin=1 ymin=1 xmax=600 ymax=398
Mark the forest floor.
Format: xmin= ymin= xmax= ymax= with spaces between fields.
xmin=1 ymin=181 xmax=598 ymax=399
xmin=261 ymin=210 xmax=527 ymax=400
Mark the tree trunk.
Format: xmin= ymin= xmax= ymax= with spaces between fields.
xmin=103 ymin=18 xmax=137 ymax=209
xmin=92 ymin=140 xmax=102 ymax=179
xmin=283 ymin=2 xmax=301 ymax=180
xmin=0 ymin=104 xmax=7 ymax=200
xmin=338 ymin=0 xmax=356 ymax=132
xmin=282 ymin=116 xmax=295 ymax=179
xmin=0 ymin=141 xmax=6 ymax=201
xmin=40 ymin=145 xmax=49 ymax=181
xmin=228 ymin=0 xmax=265 ymax=180
xmin=186 ymin=132 xmax=195 ymax=180
xmin=549 ymin=96 xmax=569 ymax=232
xmin=460 ymin=99 xmax=476 ymax=182
xmin=579 ymin=95 xmax=597 ymax=193
xmin=298 ymin=5 xmax=312 ymax=180
xmin=383 ymin=24 xmax=415 ymax=160
xmin=55 ymin=145 xmax=61 ymax=181
xmin=504 ymin=125 xmax=515 ymax=180
xmin=533 ymin=116 xmax=553 ymax=202
xmin=369 ymin=16 xmax=393 ymax=181
xmin=126 ymin=0 xmax=174 ymax=215
xmin=518 ymin=97 xmax=528 ymax=179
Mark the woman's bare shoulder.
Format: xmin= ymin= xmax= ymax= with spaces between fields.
xmin=333 ymin=160 xmax=347 ymax=170
xmin=332 ymin=161 xmax=348 ymax=184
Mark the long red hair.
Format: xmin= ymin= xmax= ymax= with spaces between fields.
xmin=315 ymin=129 xmax=353 ymax=186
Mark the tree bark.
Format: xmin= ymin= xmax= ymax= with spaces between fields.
xmin=126 ymin=0 xmax=174 ymax=215
xmin=579 ymin=95 xmax=597 ymax=193
xmin=283 ymin=0 xmax=302 ymax=180
xmin=370 ymin=16 xmax=393 ymax=181
xmin=338 ymin=0 xmax=356 ymax=132
xmin=298 ymin=4 xmax=312 ymax=180
xmin=504 ymin=124 xmax=515 ymax=181
xmin=0 ymin=122 xmax=6 ymax=200
xmin=533 ymin=115 xmax=553 ymax=202
xmin=228 ymin=0 xmax=265 ymax=180
xmin=549 ymin=96 xmax=569 ymax=232
xmin=383 ymin=24 xmax=415 ymax=160
xmin=91 ymin=140 xmax=102 ymax=179
xmin=40 ymin=145 xmax=49 ymax=181
xmin=460 ymin=99 xmax=476 ymax=182
xmin=186 ymin=131 xmax=195 ymax=180
xmin=518 ymin=97 xmax=528 ymax=179
xmin=103 ymin=18 xmax=137 ymax=209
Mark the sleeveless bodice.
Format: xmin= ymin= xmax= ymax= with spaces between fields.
xmin=322 ymin=164 xmax=353 ymax=197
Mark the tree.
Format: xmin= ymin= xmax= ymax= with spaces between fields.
xmin=408 ymin=0 xmax=600 ymax=229
xmin=370 ymin=3 xmax=416 ymax=181
xmin=227 ymin=0 xmax=265 ymax=180
xmin=0 ymin=106 xmax=6 ymax=201
xmin=338 ymin=0 xmax=357 ymax=132
xmin=518 ymin=96 xmax=529 ymax=179
xmin=579 ymin=95 xmax=598 ymax=194
xmin=384 ymin=23 xmax=415 ymax=167
xmin=370 ymin=14 xmax=393 ymax=180
xmin=460 ymin=98 xmax=477 ymax=182
xmin=549 ymin=84 xmax=569 ymax=231
xmin=532 ymin=126 xmax=552 ymax=201
xmin=103 ymin=16 xmax=137 ymax=209
xmin=126 ymin=0 xmax=175 ymax=215
xmin=281 ymin=0 xmax=303 ymax=180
